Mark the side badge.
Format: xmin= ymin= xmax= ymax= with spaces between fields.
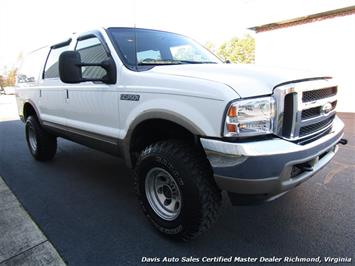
xmin=120 ymin=94 xmax=140 ymax=101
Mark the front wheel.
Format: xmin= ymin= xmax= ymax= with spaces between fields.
xmin=134 ymin=140 xmax=222 ymax=241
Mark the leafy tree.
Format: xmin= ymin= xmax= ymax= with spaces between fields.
xmin=217 ymin=34 xmax=255 ymax=63
xmin=0 ymin=75 xmax=5 ymax=89
xmin=5 ymin=68 xmax=17 ymax=86
xmin=0 ymin=68 xmax=18 ymax=87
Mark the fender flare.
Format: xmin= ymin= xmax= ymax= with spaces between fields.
xmin=22 ymin=99 xmax=41 ymax=122
xmin=121 ymin=110 xmax=206 ymax=168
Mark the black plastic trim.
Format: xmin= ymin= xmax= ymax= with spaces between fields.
xmin=50 ymin=38 xmax=72 ymax=49
xmin=42 ymin=121 xmax=124 ymax=157
xmin=282 ymin=93 xmax=295 ymax=137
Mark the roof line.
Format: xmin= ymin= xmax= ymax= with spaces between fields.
xmin=249 ymin=5 xmax=355 ymax=33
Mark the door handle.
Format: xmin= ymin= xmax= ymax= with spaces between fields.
xmin=65 ymin=89 xmax=69 ymax=99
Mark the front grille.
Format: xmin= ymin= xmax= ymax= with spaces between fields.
xmin=299 ymin=115 xmax=335 ymax=137
xmin=297 ymin=127 xmax=332 ymax=145
xmin=275 ymin=80 xmax=338 ymax=143
xmin=301 ymin=100 xmax=337 ymax=120
xmin=302 ymin=86 xmax=337 ymax=102
xmin=302 ymin=106 xmax=321 ymax=119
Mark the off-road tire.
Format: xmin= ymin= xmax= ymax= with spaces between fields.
xmin=25 ymin=116 xmax=57 ymax=161
xmin=134 ymin=140 xmax=222 ymax=241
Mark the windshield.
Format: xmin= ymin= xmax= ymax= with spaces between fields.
xmin=107 ymin=28 xmax=221 ymax=69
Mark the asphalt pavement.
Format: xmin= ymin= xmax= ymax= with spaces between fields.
xmin=0 ymin=176 xmax=65 ymax=266
xmin=0 ymin=96 xmax=354 ymax=265
xmin=0 ymin=96 xmax=65 ymax=266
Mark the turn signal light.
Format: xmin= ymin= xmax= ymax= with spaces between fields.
xmin=227 ymin=106 xmax=237 ymax=117
xmin=226 ymin=123 xmax=237 ymax=133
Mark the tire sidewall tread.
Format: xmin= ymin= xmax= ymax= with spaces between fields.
xmin=134 ymin=140 xmax=221 ymax=241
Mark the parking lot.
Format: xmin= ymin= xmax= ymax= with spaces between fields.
xmin=0 ymin=95 xmax=354 ymax=265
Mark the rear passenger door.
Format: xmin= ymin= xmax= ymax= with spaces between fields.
xmin=64 ymin=35 xmax=120 ymax=139
xmin=39 ymin=41 xmax=71 ymax=126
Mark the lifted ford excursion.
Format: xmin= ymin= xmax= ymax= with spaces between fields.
xmin=16 ymin=27 xmax=347 ymax=240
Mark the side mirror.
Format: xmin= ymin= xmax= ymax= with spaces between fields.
xmin=59 ymin=51 xmax=82 ymax=83
xmin=59 ymin=51 xmax=117 ymax=84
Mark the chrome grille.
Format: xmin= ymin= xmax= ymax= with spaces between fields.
xmin=299 ymin=114 xmax=335 ymax=137
xmin=274 ymin=79 xmax=337 ymax=143
xmin=301 ymin=100 xmax=337 ymax=120
xmin=302 ymin=86 xmax=337 ymax=102
xmin=302 ymin=106 xmax=321 ymax=119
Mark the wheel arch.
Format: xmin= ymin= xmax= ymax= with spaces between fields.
xmin=123 ymin=111 xmax=206 ymax=168
xmin=23 ymin=100 xmax=40 ymax=121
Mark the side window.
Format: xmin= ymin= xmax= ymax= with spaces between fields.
xmin=75 ymin=37 xmax=108 ymax=79
xmin=17 ymin=47 xmax=49 ymax=86
xmin=44 ymin=45 xmax=70 ymax=79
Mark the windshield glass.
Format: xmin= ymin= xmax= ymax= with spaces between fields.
xmin=107 ymin=28 xmax=221 ymax=69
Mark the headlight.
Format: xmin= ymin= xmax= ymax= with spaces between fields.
xmin=224 ymin=97 xmax=275 ymax=137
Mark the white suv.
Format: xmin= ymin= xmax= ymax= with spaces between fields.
xmin=16 ymin=27 xmax=346 ymax=240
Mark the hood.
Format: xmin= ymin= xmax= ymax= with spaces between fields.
xmin=150 ymin=64 xmax=331 ymax=98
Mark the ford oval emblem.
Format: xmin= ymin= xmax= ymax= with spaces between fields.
xmin=321 ymin=102 xmax=332 ymax=115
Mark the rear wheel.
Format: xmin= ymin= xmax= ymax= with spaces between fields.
xmin=25 ymin=116 xmax=57 ymax=161
xmin=134 ymin=140 xmax=222 ymax=241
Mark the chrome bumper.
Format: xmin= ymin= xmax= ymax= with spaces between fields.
xmin=200 ymin=116 xmax=344 ymax=202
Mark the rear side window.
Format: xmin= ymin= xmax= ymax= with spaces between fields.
xmin=17 ymin=47 xmax=48 ymax=85
xmin=75 ymin=37 xmax=109 ymax=79
xmin=44 ymin=44 xmax=70 ymax=79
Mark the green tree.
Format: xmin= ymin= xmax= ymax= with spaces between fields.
xmin=217 ymin=34 xmax=255 ymax=64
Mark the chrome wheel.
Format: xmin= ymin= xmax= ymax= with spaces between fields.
xmin=28 ymin=125 xmax=37 ymax=152
xmin=145 ymin=167 xmax=182 ymax=221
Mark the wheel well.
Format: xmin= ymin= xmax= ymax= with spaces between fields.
xmin=130 ymin=119 xmax=199 ymax=167
xmin=23 ymin=103 xmax=37 ymax=120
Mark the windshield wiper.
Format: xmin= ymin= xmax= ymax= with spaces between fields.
xmin=178 ymin=60 xmax=218 ymax=64
xmin=137 ymin=60 xmax=183 ymax=65
xmin=137 ymin=59 xmax=218 ymax=65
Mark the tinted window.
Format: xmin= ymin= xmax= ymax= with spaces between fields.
xmin=108 ymin=28 xmax=220 ymax=68
xmin=44 ymin=45 xmax=70 ymax=78
xmin=170 ymin=45 xmax=207 ymax=61
xmin=17 ymin=47 xmax=49 ymax=86
xmin=137 ymin=50 xmax=161 ymax=62
xmin=75 ymin=37 xmax=108 ymax=79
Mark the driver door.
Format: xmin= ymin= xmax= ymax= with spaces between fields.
xmin=64 ymin=35 xmax=120 ymax=140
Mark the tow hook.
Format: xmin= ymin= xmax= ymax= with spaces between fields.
xmin=298 ymin=162 xmax=314 ymax=172
xmin=338 ymin=138 xmax=348 ymax=145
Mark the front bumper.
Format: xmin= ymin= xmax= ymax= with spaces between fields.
xmin=200 ymin=116 xmax=344 ymax=204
